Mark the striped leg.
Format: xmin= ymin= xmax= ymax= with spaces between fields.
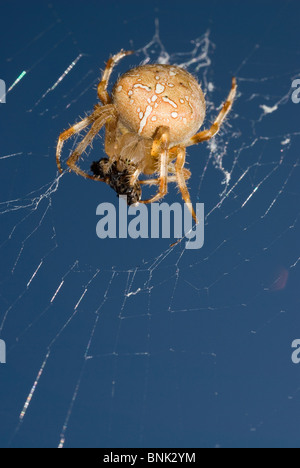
xmin=66 ymin=108 xmax=116 ymax=179
xmin=56 ymin=105 xmax=115 ymax=178
xmin=186 ymin=77 xmax=237 ymax=146
xmin=56 ymin=116 xmax=91 ymax=174
xmin=97 ymin=50 xmax=134 ymax=105
xmin=140 ymin=126 xmax=170 ymax=204
xmin=174 ymin=147 xmax=197 ymax=223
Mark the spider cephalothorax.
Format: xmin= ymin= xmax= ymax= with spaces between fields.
xmin=56 ymin=50 xmax=237 ymax=222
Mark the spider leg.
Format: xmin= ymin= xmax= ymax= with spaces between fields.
xmin=186 ymin=77 xmax=237 ymax=146
xmin=140 ymin=146 xmax=197 ymax=222
xmin=140 ymin=167 xmax=190 ymax=186
xmin=97 ymin=50 xmax=134 ymax=105
xmin=140 ymin=126 xmax=170 ymax=204
xmin=66 ymin=107 xmax=116 ymax=180
xmin=56 ymin=104 xmax=115 ymax=176
xmin=104 ymin=112 xmax=119 ymax=158
xmin=174 ymin=146 xmax=198 ymax=223
xmin=56 ymin=116 xmax=92 ymax=174
xmin=130 ymin=168 xmax=141 ymax=186
xmin=169 ymin=163 xmax=191 ymax=180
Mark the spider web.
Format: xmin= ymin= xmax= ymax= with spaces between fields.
xmin=0 ymin=1 xmax=300 ymax=448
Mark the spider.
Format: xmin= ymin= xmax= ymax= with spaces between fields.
xmin=56 ymin=50 xmax=237 ymax=222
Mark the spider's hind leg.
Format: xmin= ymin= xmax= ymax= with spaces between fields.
xmin=187 ymin=77 xmax=237 ymax=146
xmin=97 ymin=50 xmax=134 ymax=105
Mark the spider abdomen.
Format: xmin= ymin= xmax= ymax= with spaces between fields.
xmin=112 ymin=64 xmax=206 ymax=146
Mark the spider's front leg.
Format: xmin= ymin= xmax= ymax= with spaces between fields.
xmin=140 ymin=171 xmax=191 ymax=186
xmin=140 ymin=126 xmax=170 ymax=204
xmin=56 ymin=116 xmax=92 ymax=174
xmin=66 ymin=107 xmax=117 ymax=179
xmin=140 ymin=146 xmax=197 ymax=223
xmin=173 ymin=146 xmax=198 ymax=223
xmin=57 ymin=104 xmax=116 ymax=179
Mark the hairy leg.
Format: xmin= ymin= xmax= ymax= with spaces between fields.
xmin=66 ymin=107 xmax=117 ymax=179
xmin=140 ymin=126 xmax=170 ymax=204
xmin=56 ymin=104 xmax=115 ymax=175
xmin=140 ymin=167 xmax=190 ymax=186
xmin=56 ymin=116 xmax=92 ymax=174
xmin=174 ymin=146 xmax=197 ymax=223
xmin=186 ymin=77 xmax=237 ymax=146
xmin=104 ymin=112 xmax=119 ymax=158
xmin=97 ymin=50 xmax=134 ymax=105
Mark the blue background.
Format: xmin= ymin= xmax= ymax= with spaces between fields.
xmin=0 ymin=0 xmax=300 ymax=448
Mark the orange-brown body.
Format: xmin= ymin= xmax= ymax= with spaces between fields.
xmin=56 ymin=50 xmax=237 ymax=222
xmin=113 ymin=64 xmax=206 ymax=145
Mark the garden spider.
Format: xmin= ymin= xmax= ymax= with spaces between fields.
xmin=56 ymin=50 xmax=237 ymax=223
